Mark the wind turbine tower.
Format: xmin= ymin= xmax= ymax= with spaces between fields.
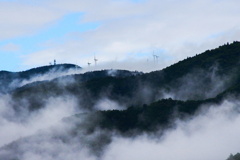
xmin=152 ymin=51 xmax=156 ymax=62
xmin=152 ymin=50 xmax=159 ymax=64
xmin=94 ymin=56 xmax=98 ymax=66
xmin=88 ymin=62 xmax=91 ymax=67
xmin=155 ymin=55 xmax=159 ymax=63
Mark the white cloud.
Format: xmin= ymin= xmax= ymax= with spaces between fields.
xmin=0 ymin=94 xmax=79 ymax=147
xmin=0 ymin=43 xmax=21 ymax=52
xmin=102 ymin=100 xmax=240 ymax=160
xmin=2 ymin=0 xmax=240 ymax=71
xmin=2 ymin=95 xmax=240 ymax=160
xmin=0 ymin=1 xmax=65 ymax=40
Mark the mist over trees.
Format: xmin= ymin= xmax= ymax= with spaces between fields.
xmin=1 ymin=42 xmax=240 ymax=160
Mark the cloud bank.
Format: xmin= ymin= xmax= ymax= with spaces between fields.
xmin=2 ymin=94 xmax=240 ymax=160
xmin=1 ymin=0 xmax=240 ymax=71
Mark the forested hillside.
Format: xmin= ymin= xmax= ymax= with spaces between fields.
xmin=1 ymin=42 xmax=240 ymax=160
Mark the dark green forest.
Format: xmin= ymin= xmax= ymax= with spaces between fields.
xmin=227 ymin=153 xmax=240 ymax=160
xmin=1 ymin=42 xmax=240 ymax=160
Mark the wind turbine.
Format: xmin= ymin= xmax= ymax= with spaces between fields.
xmin=155 ymin=55 xmax=159 ymax=63
xmin=87 ymin=62 xmax=91 ymax=67
xmin=152 ymin=51 xmax=156 ymax=62
xmin=94 ymin=56 xmax=98 ymax=66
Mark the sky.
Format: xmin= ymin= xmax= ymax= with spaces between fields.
xmin=0 ymin=0 xmax=240 ymax=72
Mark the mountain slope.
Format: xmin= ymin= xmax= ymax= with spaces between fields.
xmin=227 ymin=153 xmax=240 ymax=160
xmin=10 ymin=42 xmax=240 ymax=112
xmin=1 ymin=42 xmax=240 ymax=160
xmin=81 ymin=41 xmax=240 ymax=101
xmin=0 ymin=63 xmax=81 ymax=92
xmin=0 ymin=63 xmax=80 ymax=80
xmin=68 ymin=97 xmax=219 ymax=134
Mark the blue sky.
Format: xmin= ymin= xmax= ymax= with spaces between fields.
xmin=0 ymin=12 xmax=100 ymax=71
xmin=0 ymin=0 xmax=240 ymax=72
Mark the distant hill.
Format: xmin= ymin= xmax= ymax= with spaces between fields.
xmin=227 ymin=153 xmax=240 ymax=160
xmin=10 ymin=41 xmax=240 ymax=111
xmin=0 ymin=63 xmax=81 ymax=92
xmin=1 ymin=42 xmax=240 ymax=160
xmin=84 ymin=41 xmax=240 ymax=101
xmin=10 ymin=69 xmax=143 ymax=111
xmin=0 ymin=63 xmax=81 ymax=77
xmin=7 ymin=41 xmax=240 ymax=131
xmin=66 ymin=97 xmax=219 ymax=135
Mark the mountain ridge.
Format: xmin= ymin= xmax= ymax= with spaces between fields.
xmin=1 ymin=42 xmax=240 ymax=160
xmin=12 ymin=42 xmax=240 ymax=106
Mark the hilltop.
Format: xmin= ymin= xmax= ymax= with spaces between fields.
xmin=0 ymin=63 xmax=81 ymax=92
xmin=9 ymin=41 xmax=240 ymax=111
xmin=1 ymin=42 xmax=240 ymax=160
